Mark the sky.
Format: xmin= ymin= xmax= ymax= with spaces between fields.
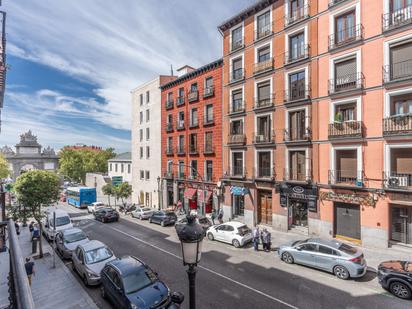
xmin=0 ymin=0 xmax=252 ymax=153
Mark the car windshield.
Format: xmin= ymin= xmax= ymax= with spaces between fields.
xmin=84 ymin=247 xmax=113 ymax=264
xmin=237 ymin=226 xmax=250 ymax=236
xmin=123 ymin=266 xmax=158 ymax=294
xmin=55 ymin=216 xmax=70 ymax=227
xmin=142 ymin=208 xmax=152 ymax=211
xmin=338 ymin=243 xmax=357 ymax=255
xmin=65 ymin=231 xmax=87 ymax=243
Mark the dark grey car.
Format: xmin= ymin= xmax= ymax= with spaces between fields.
xmin=55 ymin=228 xmax=90 ymax=259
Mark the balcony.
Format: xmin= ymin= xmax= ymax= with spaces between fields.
xmin=226 ymin=166 xmax=246 ymax=179
xmin=284 ymin=128 xmax=311 ymax=143
xmin=230 ymin=69 xmax=245 ymax=84
xmin=254 ymin=167 xmax=275 ymax=180
xmin=253 ymin=58 xmax=274 ymax=75
xmin=176 ymin=96 xmax=185 ymax=106
xmin=383 ymin=60 xmax=412 ymax=84
xmin=228 ymin=134 xmax=246 ymax=145
xmin=254 ymin=97 xmax=275 ymax=111
xmin=177 ymin=172 xmax=186 ymax=180
xmin=328 ymin=24 xmax=364 ymax=51
xmin=189 ymin=120 xmax=199 ymax=129
xmin=328 ymin=0 xmax=349 ymax=8
xmin=383 ymin=114 xmax=412 ymax=136
xmin=176 ymin=145 xmax=185 ymax=156
xmin=229 ymin=100 xmax=245 ymax=115
xmin=203 ymin=86 xmax=215 ymax=98
xmin=231 ymin=38 xmax=244 ymax=52
xmin=189 ymin=144 xmax=198 ymax=155
xmin=166 ymin=123 xmax=174 ymax=133
xmin=284 ymin=45 xmax=310 ymax=66
xmin=163 ymin=171 xmax=174 ymax=179
xmin=254 ymin=23 xmax=273 ymax=41
xmin=165 ymin=100 xmax=174 ymax=110
xmin=204 ymin=174 xmax=215 ymax=182
xmin=284 ymin=86 xmax=310 ymax=103
xmin=165 ymin=146 xmax=174 ymax=156
xmin=253 ymin=131 xmax=275 ymax=145
xmin=328 ymin=72 xmax=364 ymax=96
xmin=285 ymin=4 xmax=310 ymax=27
xmin=203 ymin=144 xmax=215 ymax=155
xmin=203 ymin=115 xmax=214 ymax=126
xmin=284 ymin=167 xmax=311 ymax=182
xmin=328 ymin=121 xmax=363 ymax=139
xmin=382 ymin=6 xmax=412 ymax=32
xmin=383 ymin=171 xmax=412 ymax=190
xmin=329 ymin=170 xmax=364 ymax=186
xmin=188 ymin=91 xmax=199 ymax=103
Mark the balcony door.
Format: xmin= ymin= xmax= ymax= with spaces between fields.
xmin=391 ymin=205 xmax=412 ymax=244
xmin=258 ymin=152 xmax=271 ymax=177
xmin=390 ymin=42 xmax=412 ymax=80
xmin=335 ymin=11 xmax=355 ymax=44
xmin=390 ymin=148 xmax=412 ymax=187
xmin=230 ymin=120 xmax=243 ymax=135
xmin=233 ymin=152 xmax=243 ymax=176
xmin=257 ymin=116 xmax=271 ymax=139
xmin=335 ymin=149 xmax=357 ymax=183
xmin=335 ymin=58 xmax=357 ymax=91
xmin=289 ymin=71 xmax=305 ymax=100
xmin=257 ymin=82 xmax=270 ymax=106
xmin=290 ymin=32 xmax=305 ymax=61
xmin=232 ymin=90 xmax=243 ymax=112
xmin=391 ymin=95 xmax=412 ymax=116
xmin=290 ymin=0 xmax=304 ymax=18
xmin=290 ymin=150 xmax=306 ymax=181
xmin=289 ymin=110 xmax=305 ymax=140
xmin=257 ymin=11 xmax=270 ymax=37
xmin=335 ymin=103 xmax=356 ymax=122
xmin=391 ymin=0 xmax=412 ymax=11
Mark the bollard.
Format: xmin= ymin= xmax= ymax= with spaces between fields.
xmin=31 ymin=238 xmax=37 ymax=254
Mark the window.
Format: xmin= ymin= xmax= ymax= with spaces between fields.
xmin=289 ymin=71 xmax=306 ymax=100
xmin=191 ymin=83 xmax=198 ymax=92
xmin=139 ymin=129 xmax=143 ymax=142
xmin=115 ymin=163 xmax=118 ymax=172
xmin=140 ymin=94 xmax=143 ymax=106
xmin=167 ymin=160 xmax=173 ymax=173
xmin=231 ymin=58 xmax=243 ymax=81
xmin=289 ymin=32 xmax=305 ymax=61
xmin=167 ymin=137 xmax=173 ymax=151
xmin=178 ymin=135 xmax=185 ymax=149
xmin=146 ymin=110 xmax=150 ymax=122
xmin=390 ymin=42 xmax=412 ymax=80
xmin=230 ymin=120 xmax=243 ymax=135
xmin=256 ymin=115 xmax=271 ymax=139
xmin=257 ymin=45 xmax=271 ymax=63
xmin=145 ymin=171 xmax=150 ymax=180
xmin=167 ymin=92 xmax=173 ymax=102
xmin=231 ymin=89 xmax=243 ymax=112
xmin=190 ymin=160 xmax=198 ymax=178
xmin=121 ymin=164 xmax=124 ymax=173
xmin=178 ymin=87 xmax=185 ymax=97
xmin=205 ymin=104 xmax=213 ymax=123
xmin=189 ymin=133 xmax=198 ymax=152
xmin=177 ymin=87 xmax=185 ymax=105
xmin=205 ymin=77 xmax=213 ymax=89
xmin=109 ymin=163 xmax=112 ymax=172
xmin=391 ymin=95 xmax=412 ymax=115
xmin=318 ymin=245 xmax=338 ymax=255
xmin=233 ymin=152 xmax=243 ymax=175
xmin=140 ymin=170 xmax=144 ymax=179
xmin=146 ymin=146 xmax=150 ymax=158
xmin=140 ymin=112 xmax=143 ymax=124
xmin=232 ymin=26 xmax=243 ymax=50
xmin=140 ymin=147 xmax=143 ymax=159
xmin=205 ymin=160 xmax=213 ymax=181
xmin=290 ymin=0 xmax=305 ymax=22
xmin=257 ymin=81 xmax=271 ymax=106
xmin=177 ymin=112 xmax=185 ymax=129
xmin=178 ymin=161 xmax=185 ymax=178
xmin=335 ymin=10 xmax=356 ymax=44
xmin=258 ymin=152 xmax=271 ymax=177
xmin=127 ymin=164 xmax=131 ymax=174
xmin=257 ymin=11 xmax=271 ymax=38
xmin=190 ymin=108 xmax=198 ymax=127
xmin=167 ymin=114 xmax=173 ymax=125
xmin=146 ymin=128 xmax=150 ymax=140
xmin=298 ymin=243 xmax=317 ymax=251
xmin=288 ymin=110 xmax=306 ymax=140
xmin=205 ymin=132 xmax=213 ymax=152
xmin=146 ymin=91 xmax=150 ymax=103
xmin=335 ymin=103 xmax=356 ymax=122
xmin=334 ymin=58 xmax=357 ymax=91
xmin=289 ymin=150 xmax=306 ymax=181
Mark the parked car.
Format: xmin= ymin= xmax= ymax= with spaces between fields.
xmin=132 ymin=206 xmax=154 ymax=220
xmin=176 ymin=216 xmax=212 ymax=233
xmin=206 ymin=221 xmax=252 ymax=248
xmin=378 ymin=260 xmax=412 ymax=300
xmin=55 ymin=228 xmax=90 ymax=259
xmin=149 ymin=211 xmax=177 ymax=227
xmin=101 ymin=256 xmax=184 ymax=308
xmin=94 ymin=207 xmax=119 ymax=223
xmin=43 ymin=208 xmax=73 ymax=241
xmin=72 ymin=240 xmax=116 ymax=286
xmin=278 ymin=238 xmax=367 ymax=280
xmin=87 ymin=202 xmax=105 ymax=214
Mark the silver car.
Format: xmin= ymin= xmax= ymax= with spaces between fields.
xmin=278 ymin=238 xmax=367 ymax=280
xmin=72 ymin=240 xmax=116 ymax=286
xmin=131 ymin=207 xmax=154 ymax=220
xmin=55 ymin=228 xmax=90 ymax=259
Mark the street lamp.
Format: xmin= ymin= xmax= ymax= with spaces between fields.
xmin=175 ymin=215 xmax=205 ymax=309
xmin=157 ymin=176 xmax=161 ymax=210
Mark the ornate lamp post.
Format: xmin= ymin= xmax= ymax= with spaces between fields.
xmin=175 ymin=215 xmax=205 ymax=309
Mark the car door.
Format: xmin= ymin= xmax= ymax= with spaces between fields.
xmin=73 ymin=247 xmax=83 ymax=273
xmin=111 ymin=271 xmax=127 ymax=307
xmin=293 ymin=243 xmax=318 ymax=267
xmin=214 ymin=225 xmax=227 ymax=241
xmin=316 ymin=245 xmax=340 ymax=271
xmin=152 ymin=212 xmax=159 ymax=223
xmin=223 ymin=225 xmax=235 ymax=243
xmin=102 ymin=266 xmax=120 ymax=305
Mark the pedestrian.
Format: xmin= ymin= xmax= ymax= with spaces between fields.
xmin=252 ymin=225 xmax=260 ymax=251
xmin=24 ymin=257 xmax=35 ymax=286
xmin=267 ymin=230 xmax=272 ymax=252
xmin=261 ymin=228 xmax=269 ymax=252
xmin=211 ymin=209 xmax=216 ymax=225
xmin=217 ymin=208 xmax=224 ymax=224
xmin=32 ymin=224 xmax=40 ymax=241
xmin=29 ymin=221 xmax=34 ymax=234
xmin=14 ymin=221 xmax=20 ymax=236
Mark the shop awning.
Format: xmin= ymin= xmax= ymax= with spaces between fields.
xmin=184 ymin=188 xmax=197 ymax=200
xmin=198 ymin=190 xmax=213 ymax=203
xmin=230 ymin=186 xmax=249 ymax=196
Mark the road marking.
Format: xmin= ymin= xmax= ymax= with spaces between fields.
xmin=109 ymin=225 xmax=298 ymax=309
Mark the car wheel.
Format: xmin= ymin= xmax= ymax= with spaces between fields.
xmin=333 ymin=265 xmax=350 ymax=280
xmin=83 ymin=275 xmax=89 ymax=286
xmin=101 ymin=285 xmax=107 ymax=299
xmin=207 ymin=233 xmax=214 ymax=241
xmin=161 ymin=221 xmax=165 ymax=227
xmin=281 ymin=252 xmax=294 ymax=264
xmin=232 ymin=239 xmax=241 ymax=248
xmin=389 ymin=281 xmax=412 ymax=299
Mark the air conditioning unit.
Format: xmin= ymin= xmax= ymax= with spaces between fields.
xmin=387 ymin=176 xmax=408 ymax=187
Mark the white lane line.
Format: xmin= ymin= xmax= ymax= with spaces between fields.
xmin=109 ymin=226 xmax=298 ymax=309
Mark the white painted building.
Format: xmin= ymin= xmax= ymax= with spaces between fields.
xmin=131 ymin=76 xmax=175 ymax=207
xmin=108 ymin=152 xmax=132 ymax=183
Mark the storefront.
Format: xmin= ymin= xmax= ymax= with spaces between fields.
xmin=258 ymin=190 xmax=272 ymax=225
xmin=390 ymin=204 xmax=412 ymax=245
xmin=166 ymin=181 xmax=174 ymax=207
xmin=184 ymin=188 xmax=198 ymax=211
xmin=198 ymin=189 xmax=213 ymax=214
xmin=230 ymin=186 xmax=248 ymax=218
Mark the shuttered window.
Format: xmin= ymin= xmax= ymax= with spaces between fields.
xmin=335 ymin=58 xmax=356 ymax=86
xmin=391 ymin=148 xmax=412 ymax=174
xmin=336 ymin=150 xmax=357 ymax=178
xmin=390 ymin=42 xmax=412 ymax=79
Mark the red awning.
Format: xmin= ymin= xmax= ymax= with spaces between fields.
xmin=184 ymin=188 xmax=197 ymax=200
xmin=198 ymin=190 xmax=213 ymax=203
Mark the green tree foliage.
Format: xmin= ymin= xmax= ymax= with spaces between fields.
xmin=102 ymin=183 xmax=115 ymax=206
xmin=0 ymin=153 xmax=11 ymax=179
xmin=59 ymin=147 xmax=115 ymax=184
xmin=14 ymin=170 xmax=60 ymax=258
xmin=114 ymin=182 xmax=133 ymax=206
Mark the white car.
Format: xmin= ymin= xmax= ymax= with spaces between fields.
xmin=131 ymin=207 xmax=154 ymax=220
xmin=43 ymin=209 xmax=73 ymax=241
xmin=206 ymin=221 xmax=253 ymax=248
xmin=87 ymin=202 xmax=105 ymax=214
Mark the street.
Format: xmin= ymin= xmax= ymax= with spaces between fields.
xmin=55 ymin=203 xmax=410 ymax=309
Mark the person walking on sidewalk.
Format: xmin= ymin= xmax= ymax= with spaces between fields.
xmin=252 ymin=225 xmax=260 ymax=251
xmin=211 ymin=209 xmax=217 ymax=225
xmin=217 ymin=208 xmax=224 ymax=224
xmin=261 ymin=228 xmax=270 ymax=252
xmin=24 ymin=257 xmax=35 ymax=286
xmin=14 ymin=221 xmax=20 ymax=236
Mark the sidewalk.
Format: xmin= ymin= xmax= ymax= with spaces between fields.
xmin=17 ymin=225 xmax=98 ymax=309
xmin=0 ymin=249 xmax=9 ymax=309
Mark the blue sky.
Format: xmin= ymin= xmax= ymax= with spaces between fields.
xmin=0 ymin=0 xmax=252 ymax=153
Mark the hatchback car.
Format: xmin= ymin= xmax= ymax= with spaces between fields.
xmin=87 ymin=202 xmax=105 ymax=214
xmin=176 ymin=216 xmax=212 ymax=233
xmin=206 ymin=221 xmax=252 ymax=248
xmin=378 ymin=260 xmax=412 ymax=300
xmin=72 ymin=240 xmax=116 ymax=286
xmin=278 ymin=238 xmax=367 ymax=280
xmin=131 ymin=207 xmax=154 ymax=220
xmin=149 ymin=211 xmax=177 ymax=227
xmin=94 ymin=207 xmax=119 ymax=223
xmin=55 ymin=228 xmax=90 ymax=259
xmin=101 ymin=256 xmax=184 ymax=309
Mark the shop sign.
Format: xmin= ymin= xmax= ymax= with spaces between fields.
xmin=319 ymin=191 xmax=375 ymax=207
xmin=279 ymin=184 xmax=317 ymax=202
xmin=230 ymin=186 xmax=249 ymax=196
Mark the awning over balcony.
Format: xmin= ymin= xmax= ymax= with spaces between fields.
xmin=184 ymin=188 xmax=197 ymax=200
xmin=198 ymin=190 xmax=213 ymax=203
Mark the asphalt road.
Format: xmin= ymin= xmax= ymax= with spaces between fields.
xmin=56 ymin=207 xmax=411 ymax=309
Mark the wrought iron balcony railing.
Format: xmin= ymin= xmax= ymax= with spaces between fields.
xmin=177 ymin=172 xmax=186 ymax=180
xmin=203 ymin=86 xmax=215 ymax=98
xmin=254 ymin=96 xmax=275 ymax=110
xmin=188 ymin=91 xmax=199 ymax=103
xmin=165 ymin=100 xmax=174 ymax=110
xmin=228 ymin=134 xmax=246 ymax=145
xmin=176 ymin=145 xmax=185 ymax=155
xmin=253 ymin=131 xmax=275 ymax=144
xmin=285 ymin=4 xmax=310 ymax=27
xmin=383 ymin=114 xmax=412 ymax=136
xmin=229 ymin=99 xmax=245 ymax=114
xmin=254 ymin=167 xmax=275 ymax=179
xmin=382 ymin=6 xmax=412 ymax=32
xmin=176 ymin=96 xmax=185 ymax=106
xmin=203 ymin=144 xmax=215 ymax=154
xmin=328 ymin=24 xmax=364 ymax=50
xmin=254 ymin=22 xmax=273 ymax=41
xmin=383 ymin=171 xmax=412 ymax=189
xmin=189 ymin=144 xmax=198 ymax=155
xmin=284 ymin=86 xmax=310 ymax=102
xmin=253 ymin=58 xmax=274 ymax=75
xmin=165 ymin=146 xmax=174 ymax=155
xmin=226 ymin=166 xmax=246 ymax=178
xmin=230 ymin=68 xmax=245 ymax=83
xmin=328 ymin=72 xmax=365 ymax=95
xmin=284 ymin=44 xmax=310 ymax=65
xmin=328 ymin=121 xmax=363 ymax=139
xmin=328 ymin=0 xmax=349 ymax=8
xmin=189 ymin=120 xmax=199 ymax=128
xmin=284 ymin=127 xmax=311 ymax=142
xmin=176 ymin=120 xmax=185 ymax=131
xmin=284 ymin=167 xmax=311 ymax=182
xmin=329 ymin=170 xmax=364 ymax=186
xmin=163 ymin=171 xmax=174 ymax=179
xmin=383 ymin=59 xmax=412 ymax=83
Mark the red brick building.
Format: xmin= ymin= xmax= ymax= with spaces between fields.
xmin=161 ymin=59 xmax=223 ymax=214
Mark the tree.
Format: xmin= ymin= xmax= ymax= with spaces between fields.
xmin=0 ymin=153 xmax=10 ymax=179
xmin=114 ymin=182 xmax=133 ymax=206
xmin=14 ymin=170 xmax=60 ymax=258
xmin=102 ymin=183 xmax=115 ymax=206
xmin=59 ymin=147 xmax=116 ymax=184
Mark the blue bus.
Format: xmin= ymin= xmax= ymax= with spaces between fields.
xmin=66 ymin=187 xmax=96 ymax=208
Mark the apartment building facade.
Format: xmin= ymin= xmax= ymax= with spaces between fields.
xmin=219 ymin=0 xmax=412 ymax=249
xmin=131 ymin=76 xmax=175 ymax=208
xmin=161 ymin=60 xmax=223 ymax=215
xmin=108 ymin=152 xmax=132 ymax=183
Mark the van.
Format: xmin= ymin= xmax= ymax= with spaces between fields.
xmin=43 ymin=209 xmax=73 ymax=241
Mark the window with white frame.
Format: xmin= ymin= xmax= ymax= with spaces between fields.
xmin=330 ymin=146 xmax=362 ymax=185
xmin=231 ymin=89 xmax=243 ymax=113
xmin=146 ymin=110 xmax=150 ymax=122
xmin=385 ymin=143 xmax=412 ymax=188
xmin=256 ymin=11 xmax=271 ymax=39
xmin=231 ymin=57 xmax=243 ymax=82
xmin=205 ymin=160 xmax=213 ymax=182
xmin=288 ymin=70 xmax=306 ymax=101
xmin=140 ymin=94 xmax=143 ymax=106
xmin=204 ymin=104 xmax=213 ymax=124
xmin=232 ymin=152 xmax=244 ymax=176
xmin=257 ymin=151 xmax=272 ymax=178
xmin=231 ymin=26 xmax=243 ymax=51
xmin=190 ymin=108 xmax=198 ymax=127
xmin=146 ymin=128 xmax=150 ymax=140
